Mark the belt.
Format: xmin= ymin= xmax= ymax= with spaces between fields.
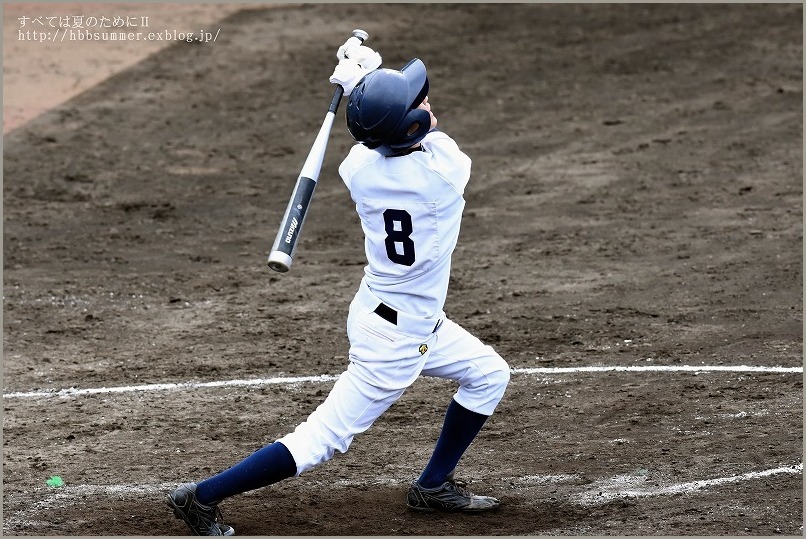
xmin=373 ymin=303 xmax=398 ymax=325
xmin=374 ymin=303 xmax=442 ymax=333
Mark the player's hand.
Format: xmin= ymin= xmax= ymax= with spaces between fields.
xmin=330 ymin=58 xmax=372 ymax=96
xmin=336 ymin=37 xmax=382 ymax=69
xmin=336 ymin=36 xmax=363 ymax=60
xmin=341 ymin=45 xmax=382 ymax=71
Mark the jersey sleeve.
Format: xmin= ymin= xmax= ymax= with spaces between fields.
xmin=339 ymin=144 xmax=377 ymax=195
xmin=338 ymin=146 xmax=358 ymax=192
xmin=419 ymin=131 xmax=472 ymax=194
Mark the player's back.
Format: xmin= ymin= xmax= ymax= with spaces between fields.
xmin=339 ymin=131 xmax=471 ymax=319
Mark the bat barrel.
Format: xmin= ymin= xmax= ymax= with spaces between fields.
xmin=267 ymin=110 xmax=336 ymax=272
xmin=267 ymin=174 xmax=317 ymax=272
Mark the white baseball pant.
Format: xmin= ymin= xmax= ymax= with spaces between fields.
xmin=278 ymin=284 xmax=510 ymax=476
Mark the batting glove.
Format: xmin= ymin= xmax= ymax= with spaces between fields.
xmin=336 ymin=36 xmax=363 ymax=60
xmin=330 ymin=58 xmax=374 ymax=96
xmin=336 ymin=36 xmax=382 ymax=69
xmin=343 ymin=45 xmax=382 ymax=71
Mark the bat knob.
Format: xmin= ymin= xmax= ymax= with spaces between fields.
xmin=352 ymin=29 xmax=368 ymax=42
xmin=268 ymin=250 xmax=292 ymax=273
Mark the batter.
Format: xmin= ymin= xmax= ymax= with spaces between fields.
xmin=166 ymin=39 xmax=510 ymax=536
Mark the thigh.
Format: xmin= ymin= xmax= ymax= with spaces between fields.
xmin=421 ymin=318 xmax=510 ymax=415
xmin=279 ymin=364 xmax=404 ymax=475
xmin=421 ymin=317 xmax=506 ymax=380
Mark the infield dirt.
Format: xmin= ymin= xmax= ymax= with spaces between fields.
xmin=3 ymin=3 xmax=803 ymax=536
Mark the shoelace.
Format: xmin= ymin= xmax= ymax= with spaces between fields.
xmin=446 ymin=477 xmax=472 ymax=496
xmin=211 ymin=505 xmax=228 ymax=530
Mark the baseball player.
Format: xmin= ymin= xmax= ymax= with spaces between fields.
xmin=166 ymin=39 xmax=510 ymax=536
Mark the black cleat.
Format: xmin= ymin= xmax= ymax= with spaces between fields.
xmin=406 ymin=472 xmax=500 ymax=513
xmin=167 ymin=482 xmax=235 ymax=536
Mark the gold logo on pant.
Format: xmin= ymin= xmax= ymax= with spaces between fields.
xmin=418 ymin=344 xmax=428 ymax=355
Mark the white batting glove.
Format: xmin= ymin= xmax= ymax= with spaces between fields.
xmin=336 ymin=35 xmax=382 ymax=68
xmin=341 ymin=45 xmax=382 ymax=71
xmin=336 ymin=36 xmax=364 ymax=60
xmin=329 ymin=58 xmax=370 ymax=96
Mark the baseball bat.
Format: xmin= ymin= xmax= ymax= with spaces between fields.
xmin=267 ymin=29 xmax=369 ymax=273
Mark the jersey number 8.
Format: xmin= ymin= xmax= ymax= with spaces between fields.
xmin=383 ymin=209 xmax=415 ymax=266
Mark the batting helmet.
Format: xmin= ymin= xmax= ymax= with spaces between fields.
xmin=346 ymin=58 xmax=431 ymax=154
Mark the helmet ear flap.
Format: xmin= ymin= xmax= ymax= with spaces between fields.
xmin=387 ymin=108 xmax=431 ymax=151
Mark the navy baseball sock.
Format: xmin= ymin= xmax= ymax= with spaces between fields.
xmin=195 ymin=441 xmax=297 ymax=505
xmin=417 ymin=399 xmax=489 ymax=489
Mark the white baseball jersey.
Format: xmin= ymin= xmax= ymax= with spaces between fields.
xmin=338 ymin=130 xmax=472 ymax=319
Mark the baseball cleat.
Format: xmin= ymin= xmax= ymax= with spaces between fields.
xmin=406 ymin=472 xmax=500 ymax=513
xmin=167 ymin=482 xmax=235 ymax=536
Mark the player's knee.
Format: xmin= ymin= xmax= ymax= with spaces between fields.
xmin=485 ymin=356 xmax=510 ymax=402
xmin=460 ymin=353 xmax=509 ymax=414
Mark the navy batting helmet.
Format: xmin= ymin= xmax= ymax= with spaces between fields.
xmin=346 ymin=58 xmax=431 ymax=154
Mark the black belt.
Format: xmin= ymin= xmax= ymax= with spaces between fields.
xmin=373 ymin=303 xmax=398 ymax=325
xmin=373 ymin=303 xmax=442 ymax=333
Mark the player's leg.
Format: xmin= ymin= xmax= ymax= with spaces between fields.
xmin=406 ymin=318 xmax=509 ymax=511
xmin=277 ymin=362 xmax=407 ymax=473
xmin=277 ymin=300 xmax=434 ymax=474
xmin=421 ymin=317 xmax=510 ymax=419
xmin=168 ymin=366 xmax=401 ymax=535
xmin=194 ymin=441 xmax=297 ymax=504
xmin=168 ymin=302 xmax=426 ymax=534
xmin=167 ymin=364 xmax=404 ymax=535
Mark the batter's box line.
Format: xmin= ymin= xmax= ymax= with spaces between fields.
xmin=2 ymin=364 xmax=802 ymax=400
xmin=3 ymin=464 xmax=802 ymax=532
xmin=511 ymin=365 xmax=803 ymax=375
xmin=575 ymin=463 xmax=803 ymax=506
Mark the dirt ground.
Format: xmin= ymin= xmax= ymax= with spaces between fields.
xmin=3 ymin=3 xmax=803 ymax=536
xmin=2 ymin=2 xmax=259 ymax=134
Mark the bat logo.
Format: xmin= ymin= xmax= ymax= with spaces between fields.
xmin=284 ymin=217 xmax=299 ymax=244
xmin=419 ymin=344 xmax=428 ymax=355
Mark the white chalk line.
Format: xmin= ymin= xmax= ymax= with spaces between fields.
xmin=4 ymin=464 xmax=802 ymax=531
xmin=2 ymin=374 xmax=342 ymax=399
xmin=577 ymin=463 xmax=803 ymax=506
xmin=513 ymin=365 xmax=803 ymax=374
xmin=3 ymin=364 xmax=801 ymax=399
xmin=4 ymin=365 xmax=801 ymax=530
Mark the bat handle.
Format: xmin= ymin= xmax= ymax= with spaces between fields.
xmin=329 ymin=86 xmax=344 ymax=113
